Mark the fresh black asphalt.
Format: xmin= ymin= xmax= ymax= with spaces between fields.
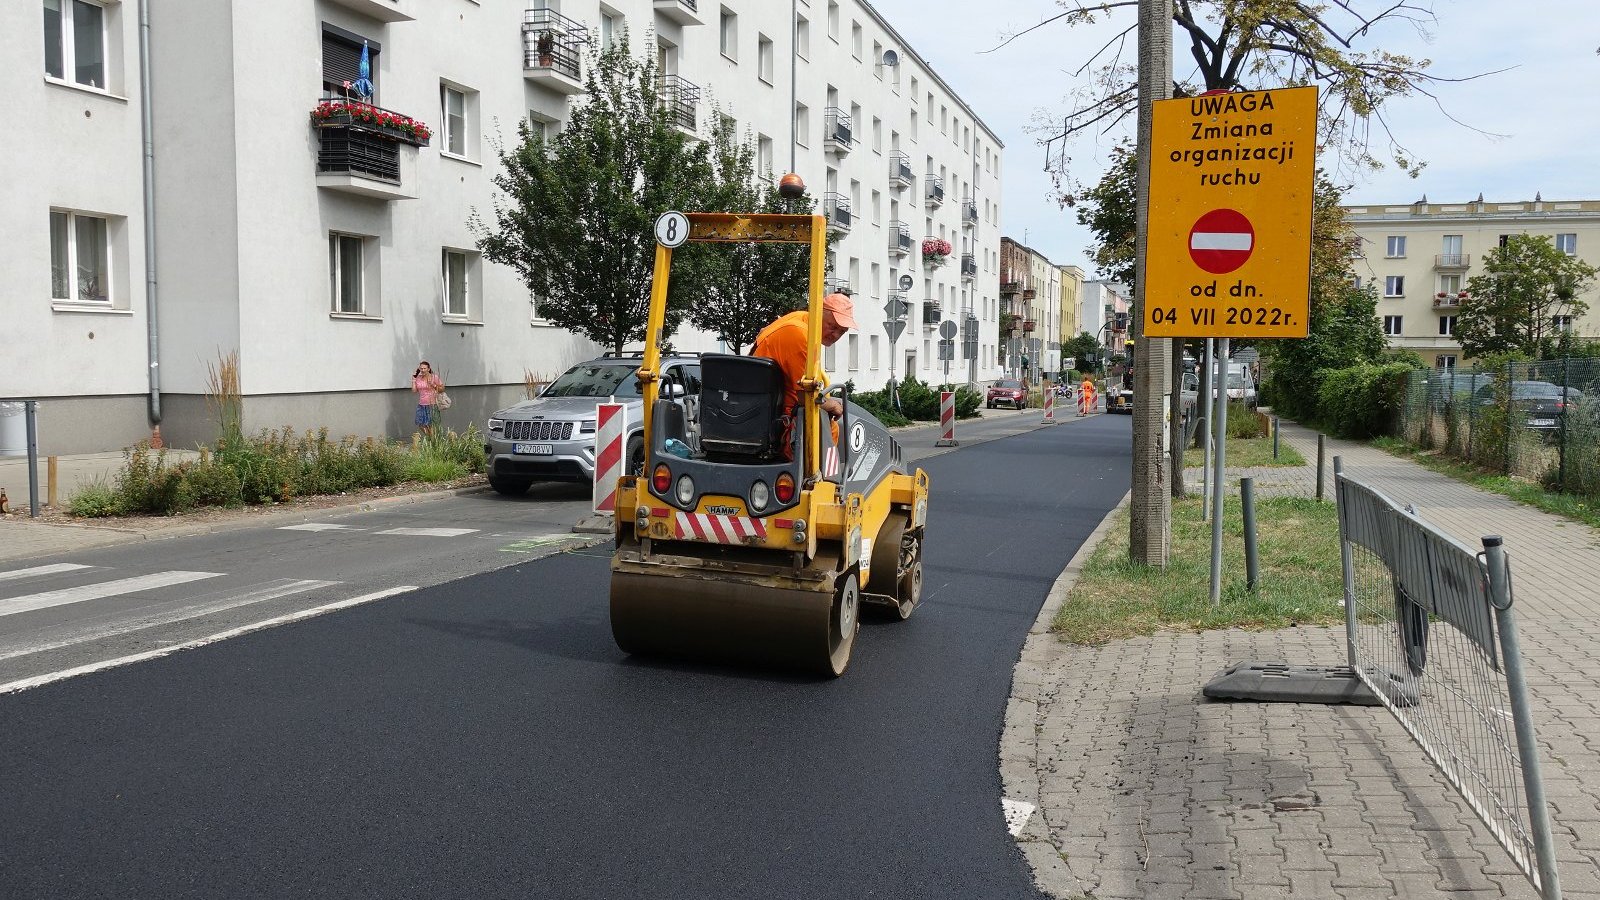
xmin=0 ymin=415 xmax=1132 ymax=899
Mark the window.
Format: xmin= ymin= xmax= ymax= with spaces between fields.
xmin=1438 ymin=315 xmax=1456 ymax=336
xmin=872 ymin=41 xmax=883 ymax=78
xmin=1383 ymin=315 xmax=1403 ymax=336
xmin=1384 ymin=275 xmax=1404 ymax=297
xmin=870 ymin=335 xmax=880 ymax=369
xmin=823 ymin=342 xmax=836 ymax=371
xmin=719 ymin=8 xmax=737 ymax=60
xmin=441 ymin=84 xmax=470 ymax=157
xmin=49 ymin=209 xmax=110 ymax=304
xmin=795 ymin=15 xmax=810 ymax=59
xmin=1438 ymin=273 xmax=1462 ymax=295
xmin=757 ymin=34 xmax=773 ymax=83
xmin=329 ymin=233 xmax=366 ymax=315
xmin=1553 ymin=315 xmax=1575 ymax=332
xmin=1557 ymin=233 xmax=1578 ymax=255
xmin=757 ymin=134 xmax=773 ymax=178
xmin=1499 ymin=234 xmax=1511 ymax=248
xmin=1441 ymin=234 xmax=1462 ymax=256
xmin=1436 ymin=354 xmax=1457 ymax=369
xmin=44 ymin=0 xmax=107 ymax=89
xmin=848 ymin=334 xmax=860 ymax=370
xmin=940 ymin=105 xmax=948 ymax=135
xmin=851 ymin=21 xmax=862 ymax=59
xmin=600 ymin=12 xmax=620 ymax=51
xmin=322 ymin=26 xmax=377 ymax=98
xmin=910 ymin=76 xmax=919 ymax=100
xmin=871 ymin=117 xmax=882 ymax=153
xmin=794 ymin=104 xmax=809 ymax=147
xmin=1385 ymin=235 xmax=1406 ymax=258
xmin=909 ymin=110 xmax=918 ymax=142
xmin=442 ymin=249 xmax=471 ymax=319
xmin=827 ymin=1 xmax=839 ymax=41
xmin=870 ymin=190 xmax=881 ymax=225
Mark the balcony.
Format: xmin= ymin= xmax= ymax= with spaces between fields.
xmin=888 ymin=151 xmax=913 ymax=188
xmin=886 ymin=291 xmax=910 ymax=320
xmin=1022 ymin=287 xmax=1037 ymax=300
xmin=311 ymin=100 xmax=428 ymax=200
xmin=825 ymin=277 xmax=852 ymax=296
xmin=522 ymin=8 xmax=589 ymax=95
xmin=924 ymin=175 xmax=944 ymax=207
xmin=658 ymin=74 xmax=699 ymax=135
xmin=999 ymin=279 xmax=1022 ymax=296
xmin=887 ymin=221 xmax=912 ymax=256
xmin=960 ymin=253 xmax=977 ymax=281
xmin=1435 ymin=253 xmax=1471 ymax=269
xmin=922 ymin=301 xmax=941 ymax=326
xmin=823 ymin=107 xmax=853 ymax=156
xmin=961 ymin=198 xmax=979 ymax=227
xmin=1023 ymin=320 xmax=1037 ymax=332
xmin=823 ymin=192 xmax=852 ymax=233
xmin=1433 ymin=290 xmax=1469 ymax=309
xmin=326 ymin=0 xmax=414 ymax=23
xmin=921 ymin=237 xmax=951 ymax=269
xmin=653 ymin=0 xmax=705 ymax=27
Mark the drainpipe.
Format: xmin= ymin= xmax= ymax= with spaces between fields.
xmin=139 ymin=0 xmax=161 ymax=426
xmin=789 ymin=0 xmax=796 ymax=173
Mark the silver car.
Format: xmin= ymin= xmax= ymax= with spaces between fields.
xmin=484 ymin=355 xmax=702 ymax=495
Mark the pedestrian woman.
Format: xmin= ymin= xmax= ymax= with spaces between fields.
xmin=412 ymin=361 xmax=444 ymax=438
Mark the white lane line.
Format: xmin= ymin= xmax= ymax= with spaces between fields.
xmin=0 ymin=563 xmax=93 ymax=581
xmin=0 ymin=578 xmax=341 ymax=663
xmin=0 ymin=571 xmax=223 ymax=618
xmin=0 ymin=585 xmax=417 ymax=695
xmin=374 ymin=527 xmax=480 ymax=537
xmin=1002 ymin=798 xmax=1036 ymax=838
xmin=278 ymin=523 xmax=363 ymax=532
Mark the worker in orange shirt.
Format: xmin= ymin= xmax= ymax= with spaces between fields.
xmin=752 ymin=291 xmax=857 ymax=450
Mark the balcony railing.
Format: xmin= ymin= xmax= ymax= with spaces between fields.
xmin=311 ymin=98 xmax=427 ymax=199
xmin=961 ymin=198 xmax=978 ymax=225
xmin=824 ymin=107 xmax=853 ymax=152
xmin=888 ymin=221 xmax=912 ymax=255
xmin=922 ymin=302 xmax=941 ymax=325
xmin=1433 ymin=290 xmax=1470 ymax=308
xmin=999 ymin=280 xmax=1022 ymax=295
xmin=1022 ymin=288 xmax=1037 ymax=300
xmin=1435 ymin=253 xmax=1471 ymax=269
xmin=823 ymin=192 xmax=852 ymax=231
xmin=886 ymin=291 xmax=910 ymax=319
xmin=657 ymin=74 xmax=700 ymax=132
xmin=925 ymin=175 xmax=944 ymax=206
xmin=1023 ymin=320 xmax=1037 ymax=332
xmin=825 ymin=277 xmax=852 ymax=296
xmin=522 ymin=8 xmax=589 ymax=91
xmin=960 ymin=253 xmax=977 ymax=280
xmin=888 ymin=151 xmax=913 ymax=186
xmin=318 ymin=126 xmax=401 ymax=183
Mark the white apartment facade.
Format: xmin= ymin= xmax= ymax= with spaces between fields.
xmin=6 ymin=0 xmax=1004 ymax=454
xmin=1347 ymin=197 xmax=1600 ymax=368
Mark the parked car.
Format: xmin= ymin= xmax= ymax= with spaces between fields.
xmin=484 ymin=353 xmax=702 ymax=495
xmin=1428 ymin=371 xmax=1494 ymax=411
xmin=1472 ymin=380 xmax=1587 ymax=437
xmin=1224 ymin=362 xmax=1258 ymax=406
xmin=987 ymin=378 xmax=1027 ymax=409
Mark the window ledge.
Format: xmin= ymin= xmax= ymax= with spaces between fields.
xmin=721 ymin=53 xmax=738 ymax=64
xmin=329 ymin=312 xmax=383 ymax=322
xmin=52 ymin=302 xmax=132 ymax=315
xmin=759 ymin=75 xmax=774 ymax=87
xmin=441 ymin=316 xmax=482 ymax=326
xmin=43 ymin=76 xmax=128 ymax=102
xmin=439 ymin=151 xmax=482 ymax=168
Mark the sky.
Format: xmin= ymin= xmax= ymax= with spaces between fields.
xmin=867 ymin=0 xmax=1600 ymax=275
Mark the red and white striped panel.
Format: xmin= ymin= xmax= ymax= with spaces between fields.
xmin=824 ymin=446 xmax=840 ymax=478
xmin=592 ymin=403 xmax=626 ymax=514
xmin=939 ymin=391 xmax=955 ymax=441
xmin=675 ymin=512 xmax=770 ymax=544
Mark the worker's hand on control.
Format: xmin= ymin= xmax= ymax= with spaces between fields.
xmin=821 ymin=397 xmax=844 ymax=419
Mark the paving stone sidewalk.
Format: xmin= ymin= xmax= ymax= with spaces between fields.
xmin=1007 ymin=422 xmax=1600 ymax=899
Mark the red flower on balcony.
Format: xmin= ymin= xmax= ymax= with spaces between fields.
xmin=311 ymin=99 xmax=432 ymax=144
xmin=921 ymin=238 xmax=952 ymax=262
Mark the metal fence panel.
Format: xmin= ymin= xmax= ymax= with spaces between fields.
xmin=1336 ymin=472 xmax=1561 ymax=898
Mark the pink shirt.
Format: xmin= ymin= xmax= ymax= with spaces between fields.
xmin=414 ymin=375 xmax=440 ymax=406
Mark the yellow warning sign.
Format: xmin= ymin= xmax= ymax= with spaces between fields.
xmin=1144 ymin=86 xmax=1316 ymax=338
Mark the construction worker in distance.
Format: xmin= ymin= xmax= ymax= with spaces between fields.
xmin=753 ymin=289 xmax=857 ymax=453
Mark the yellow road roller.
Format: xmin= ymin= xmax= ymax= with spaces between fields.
xmin=610 ymin=210 xmax=930 ymax=676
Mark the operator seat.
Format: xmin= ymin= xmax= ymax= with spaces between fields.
xmin=698 ymin=353 xmax=786 ymax=461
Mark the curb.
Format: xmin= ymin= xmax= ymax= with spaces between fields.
xmin=999 ymin=489 xmax=1132 ymax=900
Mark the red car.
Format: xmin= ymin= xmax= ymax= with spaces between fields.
xmin=986 ymin=378 xmax=1027 ymax=409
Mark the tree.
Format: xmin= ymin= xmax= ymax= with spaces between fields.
xmin=1065 ymin=331 xmax=1102 ymax=368
xmin=682 ymin=116 xmax=828 ymax=354
xmin=1457 ymin=235 xmax=1598 ymax=360
xmin=475 ymin=34 xmax=712 ymax=354
xmin=1074 ymin=142 xmax=1138 ymax=285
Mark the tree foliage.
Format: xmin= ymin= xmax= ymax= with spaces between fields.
xmin=475 ymin=34 xmax=713 ymax=354
xmin=1065 ymin=330 xmax=1103 ymax=366
xmin=1457 ymin=234 xmax=1598 ymax=360
xmin=1075 ymin=142 xmax=1138 ymax=284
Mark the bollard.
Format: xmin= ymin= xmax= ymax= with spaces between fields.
xmin=47 ymin=455 xmax=58 ymax=509
xmin=591 ymin=402 xmax=625 ymax=514
xmin=1241 ymin=476 xmax=1258 ymax=592
xmin=25 ymin=400 xmax=40 ymax=518
xmin=1273 ymin=416 xmax=1280 ymax=460
xmin=1042 ymin=387 xmax=1056 ymax=425
xmin=935 ymin=391 xmax=958 ymax=447
xmin=1316 ymin=433 xmax=1325 ymax=502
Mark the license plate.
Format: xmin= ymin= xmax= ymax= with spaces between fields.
xmin=514 ymin=443 xmax=553 ymax=455
xmin=1530 ymin=419 xmax=1556 ymax=427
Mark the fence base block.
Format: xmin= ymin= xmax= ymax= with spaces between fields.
xmin=1202 ymin=661 xmax=1380 ymax=705
xmin=572 ymin=513 xmax=614 ymax=535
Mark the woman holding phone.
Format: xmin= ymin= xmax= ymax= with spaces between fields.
xmin=411 ymin=361 xmax=445 ymax=437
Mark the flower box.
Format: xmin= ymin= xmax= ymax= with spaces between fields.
xmin=310 ymin=100 xmax=432 ymax=147
xmin=921 ymin=237 xmax=953 ymax=264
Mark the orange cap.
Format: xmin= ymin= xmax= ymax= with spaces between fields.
xmin=822 ymin=292 xmax=858 ymax=329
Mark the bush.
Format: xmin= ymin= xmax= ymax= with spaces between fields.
xmin=183 ymin=460 xmax=244 ymax=508
xmin=69 ymin=479 xmax=122 ymax=518
xmin=846 ymin=383 xmax=912 ymax=427
xmin=1227 ymin=401 xmax=1265 ymax=438
xmin=1315 ymin=362 xmax=1413 ymax=439
xmin=114 ymin=443 xmax=193 ymax=515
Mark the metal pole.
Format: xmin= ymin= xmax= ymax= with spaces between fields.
xmin=1202 ymin=338 xmax=1214 ymax=520
xmin=1241 ymin=476 xmax=1258 ymax=591
xmin=1483 ymin=536 xmax=1563 ymax=900
xmin=1273 ymin=415 xmax=1280 ymax=460
xmin=1505 ymin=358 xmax=1515 ymax=475
xmin=1316 ymin=433 xmax=1326 ymax=502
xmin=1209 ymin=337 xmax=1230 ymax=605
xmin=1334 ymin=456 xmax=1358 ymax=668
xmin=24 ymin=400 xmax=40 ymax=518
xmin=1560 ymin=355 xmax=1569 ymax=492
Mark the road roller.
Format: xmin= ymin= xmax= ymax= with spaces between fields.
xmin=610 ymin=209 xmax=930 ymax=676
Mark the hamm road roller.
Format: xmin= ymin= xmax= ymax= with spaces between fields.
xmin=610 ymin=209 xmax=930 ymax=676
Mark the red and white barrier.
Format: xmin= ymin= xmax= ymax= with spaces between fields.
xmin=936 ymin=390 xmax=958 ymax=447
xmin=1043 ymin=387 xmax=1057 ymax=424
xmin=675 ymin=511 xmax=769 ymax=543
xmin=592 ymin=402 xmax=625 ymax=514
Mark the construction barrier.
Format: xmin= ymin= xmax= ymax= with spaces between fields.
xmin=592 ymin=402 xmax=625 ymax=514
xmin=935 ymin=391 xmax=958 ymax=447
xmin=1042 ymin=386 xmax=1056 ymax=424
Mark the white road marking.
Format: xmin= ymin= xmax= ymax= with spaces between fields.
xmin=0 ymin=578 xmax=340 ymax=663
xmin=1002 ymin=798 xmax=1036 ymax=838
xmin=278 ymin=523 xmax=362 ymax=532
xmin=0 ymin=571 xmax=223 ymax=618
xmin=0 ymin=585 xmax=417 ymax=695
xmin=0 ymin=563 xmax=93 ymax=581
xmin=374 ymin=527 xmax=480 ymax=537
xmin=1190 ymin=231 xmax=1253 ymax=251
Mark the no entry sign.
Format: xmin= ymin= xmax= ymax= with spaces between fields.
xmin=1144 ymin=86 xmax=1316 ymax=338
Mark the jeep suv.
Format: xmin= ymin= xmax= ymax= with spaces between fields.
xmin=484 ymin=354 xmax=702 ymax=495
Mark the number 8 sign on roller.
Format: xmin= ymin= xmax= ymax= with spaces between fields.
xmin=655 ymin=211 xmax=690 ymax=249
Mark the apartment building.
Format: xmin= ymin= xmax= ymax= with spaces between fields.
xmin=1347 ymin=197 xmax=1600 ymax=368
xmin=998 ymin=237 xmax=1062 ymax=381
xmin=1079 ymin=279 xmax=1129 ymax=359
xmin=1058 ymin=264 xmax=1084 ymax=360
xmin=6 ymin=0 xmax=1004 ymax=453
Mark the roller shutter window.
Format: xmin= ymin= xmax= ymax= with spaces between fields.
xmin=322 ymin=25 xmax=378 ymax=98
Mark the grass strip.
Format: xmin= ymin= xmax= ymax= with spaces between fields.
xmin=1052 ymin=495 xmax=1344 ymax=646
xmin=1183 ymin=435 xmax=1306 ymax=469
xmin=1373 ymin=437 xmax=1600 ymax=531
